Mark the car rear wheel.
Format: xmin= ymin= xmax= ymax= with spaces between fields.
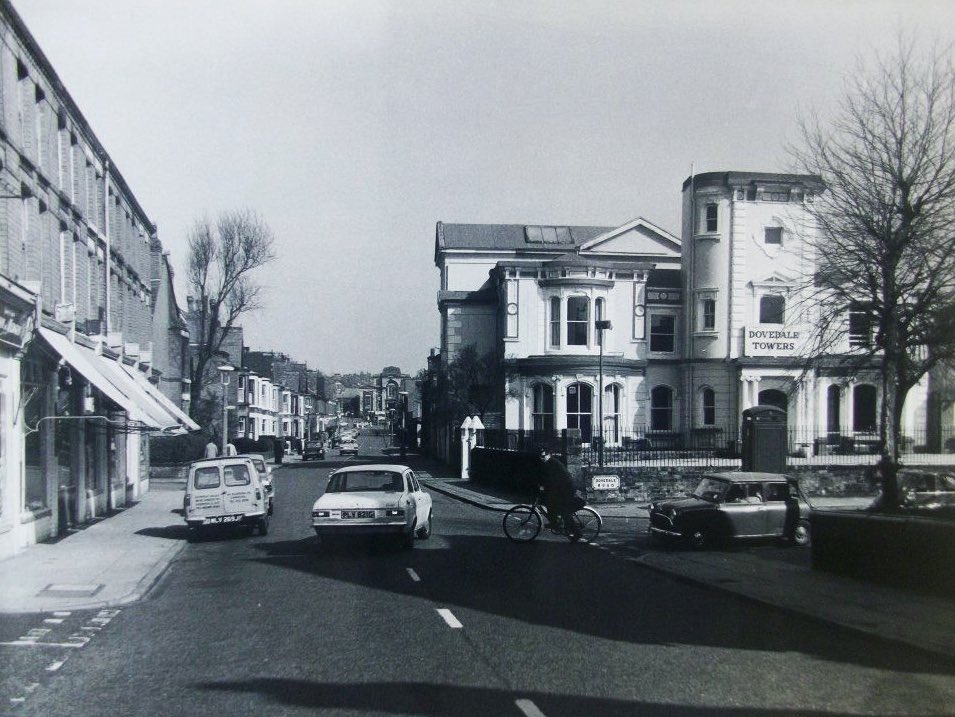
xmin=791 ymin=520 xmax=811 ymax=546
xmin=416 ymin=513 xmax=433 ymax=539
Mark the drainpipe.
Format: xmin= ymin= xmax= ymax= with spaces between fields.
xmin=103 ymin=160 xmax=110 ymax=334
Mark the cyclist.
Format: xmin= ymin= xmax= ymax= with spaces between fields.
xmin=537 ymin=448 xmax=583 ymax=540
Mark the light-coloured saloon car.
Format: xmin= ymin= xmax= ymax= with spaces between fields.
xmin=311 ymin=464 xmax=433 ymax=548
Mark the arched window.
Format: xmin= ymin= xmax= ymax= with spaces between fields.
xmin=827 ymin=385 xmax=841 ymax=433
xmin=387 ymin=383 xmax=397 ymax=399
xmin=567 ymin=296 xmax=589 ymax=346
xmin=759 ymin=295 xmax=785 ymax=324
xmin=853 ymin=384 xmax=877 ymax=432
xmin=650 ymin=386 xmax=673 ymax=431
xmin=701 ymin=387 xmax=715 ymax=426
xmin=603 ymin=383 xmax=621 ymax=443
xmin=566 ymin=382 xmax=593 ymax=440
xmin=758 ymin=389 xmax=788 ymax=412
xmin=549 ymin=297 xmax=561 ymax=347
xmin=532 ymin=384 xmax=554 ymax=432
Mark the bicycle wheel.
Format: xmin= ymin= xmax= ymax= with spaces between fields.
xmin=503 ymin=505 xmax=542 ymax=542
xmin=569 ymin=507 xmax=602 ymax=542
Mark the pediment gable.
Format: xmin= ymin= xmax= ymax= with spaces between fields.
xmin=578 ymin=217 xmax=680 ymax=259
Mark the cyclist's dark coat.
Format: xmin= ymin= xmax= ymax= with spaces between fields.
xmin=538 ymin=457 xmax=581 ymax=521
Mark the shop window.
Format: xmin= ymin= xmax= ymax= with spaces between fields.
xmin=567 ymin=296 xmax=589 ymax=346
xmin=566 ymin=382 xmax=593 ymax=440
xmin=650 ymin=313 xmax=676 ymax=353
xmin=759 ymin=295 xmax=785 ymax=324
xmin=853 ymin=385 xmax=877 ymax=432
xmin=650 ymin=386 xmax=674 ymax=431
xmin=532 ymin=384 xmax=554 ymax=432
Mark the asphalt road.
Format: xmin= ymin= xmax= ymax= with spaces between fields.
xmin=3 ymin=433 xmax=955 ymax=716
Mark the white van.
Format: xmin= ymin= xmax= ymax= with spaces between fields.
xmin=183 ymin=456 xmax=270 ymax=537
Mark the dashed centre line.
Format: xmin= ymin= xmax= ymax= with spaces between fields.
xmin=406 ymin=568 xmax=421 ymax=582
xmin=436 ymin=608 xmax=463 ymax=629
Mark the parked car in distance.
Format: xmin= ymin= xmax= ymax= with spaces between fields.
xmin=648 ymin=471 xmax=811 ymax=548
xmin=869 ymin=469 xmax=955 ymax=514
xmin=302 ymin=440 xmax=326 ymax=461
xmin=312 ymin=464 xmax=433 ymax=548
xmin=339 ymin=438 xmax=359 ymax=456
xmin=241 ymin=453 xmax=274 ymax=514
xmin=183 ymin=455 xmax=270 ymax=538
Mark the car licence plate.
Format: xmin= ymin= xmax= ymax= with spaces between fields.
xmin=342 ymin=510 xmax=374 ymax=519
xmin=202 ymin=514 xmax=243 ymax=525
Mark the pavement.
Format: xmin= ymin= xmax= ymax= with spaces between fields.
xmin=1 ymin=450 xmax=954 ymax=666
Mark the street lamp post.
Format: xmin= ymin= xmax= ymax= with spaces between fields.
xmin=217 ymin=365 xmax=235 ymax=456
xmin=595 ymin=319 xmax=613 ymax=468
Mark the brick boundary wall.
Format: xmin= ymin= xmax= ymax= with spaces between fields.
xmin=579 ymin=464 xmax=955 ymax=504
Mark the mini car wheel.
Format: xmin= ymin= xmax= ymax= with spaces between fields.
xmin=791 ymin=520 xmax=811 ymax=546
xmin=416 ymin=513 xmax=433 ymax=539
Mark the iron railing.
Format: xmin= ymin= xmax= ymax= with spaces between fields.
xmin=476 ymin=426 xmax=955 ymax=469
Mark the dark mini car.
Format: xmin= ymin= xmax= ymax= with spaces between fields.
xmin=648 ymin=471 xmax=812 ymax=548
xmin=302 ymin=440 xmax=326 ymax=461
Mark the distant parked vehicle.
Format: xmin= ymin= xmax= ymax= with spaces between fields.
xmin=302 ymin=441 xmax=326 ymax=461
xmin=648 ymin=471 xmax=812 ymax=548
xmin=869 ymin=469 xmax=955 ymax=514
xmin=339 ymin=438 xmax=359 ymax=456
xmin=241 ymin=453 xmax=274 ymax=515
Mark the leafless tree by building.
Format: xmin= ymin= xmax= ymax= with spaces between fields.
xmin=794 ymin=37 xmax=955 ymax=509
xmin=187 ymin=209 xmax=275 ymax=416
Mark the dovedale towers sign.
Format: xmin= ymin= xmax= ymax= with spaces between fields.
xmin=744 ymin=327 xmax=806 ymax=357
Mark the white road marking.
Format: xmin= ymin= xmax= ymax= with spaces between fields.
xmin=46 ymin=659 xmax=66 ymax=672
xmin=52 ymin=611 xmax=71 ymax=617
xmin=406 ymin=568 xmax=421 ymax=582
xmin=43 ymin=618 xmax=64 ymax=624
xmin=0 ymin=640 xmax=87 ymax=648
xmin=436 ymin=608 xmax=463 ymax=629
xmin=515 ymin=698 xmax=546 ymax=716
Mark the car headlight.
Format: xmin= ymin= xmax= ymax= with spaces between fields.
xmin=384 ymin=508 xmax=405 ymax=517
xmin=312 ymin=510 xmax=331 ymax=518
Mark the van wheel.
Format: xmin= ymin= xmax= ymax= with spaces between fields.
xmin=258 ymin=516 xmax=270 ymax=536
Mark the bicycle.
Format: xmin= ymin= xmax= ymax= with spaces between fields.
xmin=502 ymin=489 xmax=602 ymax=543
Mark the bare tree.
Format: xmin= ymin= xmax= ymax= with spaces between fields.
xmin=187 ymin=209 xmax=275 ymax=415
xmin=794 ymin=38 xmax=955 ymax=509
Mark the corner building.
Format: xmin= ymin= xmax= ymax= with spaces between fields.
xmin=431 ymin=171 xmax=928 ymax=455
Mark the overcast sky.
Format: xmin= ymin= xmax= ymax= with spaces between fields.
xmin=13 ymin=0 xmax=955 ymax=375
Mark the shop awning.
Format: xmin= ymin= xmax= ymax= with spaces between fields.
xmin=95 ymin=354 xmax=180 ymax=432
xmin=118 ymin=362 xmax=200 ymax=432
xmin=37 ymin=327 xmax=163 ymax=430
